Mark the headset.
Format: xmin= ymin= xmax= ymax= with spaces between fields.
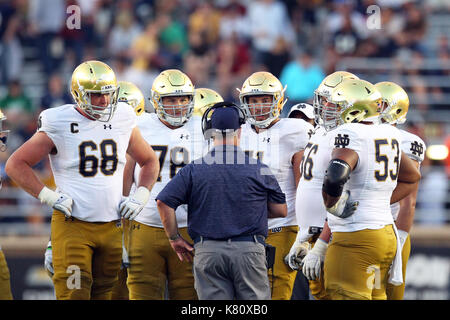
xmin=201 ymin=101 xmax=246 ymax=139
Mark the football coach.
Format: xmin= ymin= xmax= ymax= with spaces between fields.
xmin=156 ymin=102 xmax=287 ymax=300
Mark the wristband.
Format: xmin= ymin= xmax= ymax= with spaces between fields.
xmin=134 ymin=186 xmax=150 ymax=204
xmin=169 ymin=232 xmax=181 ymax=241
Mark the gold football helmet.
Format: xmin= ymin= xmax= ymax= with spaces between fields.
xmin=323 ymin=79 xmax=382 ymax=131
xmin=193 ymin=88 xmax=224 ymax=117
xmin=118 ymin=81 xmax=145 ymax=116
xmin=0 ymin=109 xmax=9 ymax=152
xmin=375 ymin=81 xmax=409 ymax=125
xmin=238 ymin=71 xmax=287 ymax=128
xmin=313 ymin=71 xmax=359 ymax=126
xmin=70 ymin=60 xmax=119 ymax=122
xmin=151 ymin=69 xmax=195 ymax=127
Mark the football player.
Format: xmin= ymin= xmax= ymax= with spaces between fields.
xmin=112 ymin=80 xmax=146 ymax=300
xmin=375 ymin=81 xmax=426 ymax=300
xmin=0 ymin=109 xmax=12 ymax=300
xmin=5 ymin=61 xmax=160 ymax=300
xmin=284 ymin=71 xmax=359 ymax=300
xmin=238 ymin=71 xmax=314 ymax=300
xmin=305 ymin=78 xmax=421 ymax=300
xmin=42 ymin=80 xmax=147 ymax=300
xmin=123 ymin=70 xmax=210 ymax=300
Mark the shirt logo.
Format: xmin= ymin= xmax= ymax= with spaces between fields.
xmin=180 ymin=134 xmax=190 ymax=140
xmin=308 ymin=129 xmax=314 ymax=139
xmin=104 ymin=124 xmax=112 ymax=130
xmin=334 ymin=134 xmax=350 ymax=148
xmin=410 ymin=141 xmax=424 ymax=157
xmin=262 ymin=137 xmax=271 ymax=143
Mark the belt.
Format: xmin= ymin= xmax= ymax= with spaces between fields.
xmin=194 ymin=235 xmax=265 ymax=246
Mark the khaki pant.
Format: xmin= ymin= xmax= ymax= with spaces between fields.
xmin=0 ymin=250 xmax=12 ymax=300
xmin=266 ymin=226 xmax=298 ymax=300
xmin=386 ymin=234 xmax=411 ymax=300
xmin=127 ymin=222 xmax=197 ymax=300
xmin=51 ymin=211 xmax=123 ymax=300
xmin=193 ymin=238 xmax=270 ymax=300
xmin=324 ymin=225 xmax=397 ymax=300
xmin=111 ymin=219 xmax=130 ymax=300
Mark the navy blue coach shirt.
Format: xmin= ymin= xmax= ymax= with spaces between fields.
xmin=156 ymin=145 xmax=286 ymax=241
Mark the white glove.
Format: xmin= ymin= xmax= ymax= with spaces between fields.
xmin=44 ymin=240 xmax=54 ymax=277
xmin=398 ymin=229 xmax=409 ymax=251
xmin=302 ymin=239 xmax=328 ymax=281
xmin=38 ymin=186 xmax=73 ymax=218
xmin=326 ymin=190 xmax=359 ymax=218
xmin=119 ymin=186 xmax=150 ymax=220
xmin=284 ymin=234 xmax=311 ymax=270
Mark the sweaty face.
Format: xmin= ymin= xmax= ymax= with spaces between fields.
xmin=247 ymin=95 xmax=274 ymax=121
xmin=161 ymin=95 xmax=191 ymax=117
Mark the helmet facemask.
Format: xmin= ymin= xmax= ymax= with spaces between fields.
xmin=155 ymin=93 xmax=194 ymax=127
xmin=75 ymin=85 xmax=119 ymax=122
xmin=241 ymin=93 xmax=283 ymax=129
xmin=379 ymin=99 xmax=406 ymax=125
xmin=321 ymin=100 xmax=341 ymax=131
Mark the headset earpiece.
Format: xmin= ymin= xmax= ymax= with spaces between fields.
xmin=201 ymin=101 xmax=246 ymax=138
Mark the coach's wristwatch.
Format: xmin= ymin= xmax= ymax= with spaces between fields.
xmin=169 ymin=232 xmax=181 ymax=241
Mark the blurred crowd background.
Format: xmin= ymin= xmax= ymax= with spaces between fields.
xmin=0 ymin=0 xmax=449 ymax=236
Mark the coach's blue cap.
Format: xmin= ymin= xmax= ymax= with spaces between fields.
xmin=211 ymin=106 xmax=241 ymax=131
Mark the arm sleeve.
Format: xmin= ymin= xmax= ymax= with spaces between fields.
xmin=156 ymin=165 xmax=191 ymax=209
xmin=37 ymin=109 xmax=58 ymax=143
xmin=402 ymin=135 xmax=426 ymax=163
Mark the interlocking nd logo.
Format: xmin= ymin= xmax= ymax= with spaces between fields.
xmin=334 ymin=134 xmax=350 ymax=148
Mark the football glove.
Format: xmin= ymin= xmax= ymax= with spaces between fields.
xmin=284 ymin=234 xmax=311 ymax=271
xmin=302 ymin=239 xmax=328 ymax=281
xmin=119 ymin=186 xmax=150 ymax=220
xmin=38 ymin=186 xmax=73 ymax=218
xmin=326 ymin=190 xmax=359 ymax=218
xmin=44 ymin=240 xmax=54 ymax=277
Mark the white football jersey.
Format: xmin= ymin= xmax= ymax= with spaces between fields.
xmin=390 ymin=129 xmax=426 ymax=220
xmin=327 ymin=123 xmax=403 ymax=232
xmin=295 ymin=126 xmax=334 ymax=242
xmin=240 ymin=118 xmax=314 ymax=229
xmin=38 ymin=103 xmax=136 ymax=222
xmin=134 ymin=113 xmax=207 ymax=228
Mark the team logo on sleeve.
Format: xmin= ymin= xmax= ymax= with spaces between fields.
xmin=410 ymin=141 xmax=424 ymax=157
xmin=37 ymin=116 xmax=42 ymax=130
xmin=334 ymin=134 xmax=350 ymax=148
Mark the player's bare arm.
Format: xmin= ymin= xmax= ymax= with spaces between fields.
xmin=5 ymin=131 xmax=55 ymax=198
xmin=122 ymin=154 xmax=136 ymax=197
xmin=292 ymin=150 xmax=305 ymax=188
xmin=390 ymin=152 xmax=421 ymax=204
xmin=126 ymin=126 xmax=159 ymax=191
